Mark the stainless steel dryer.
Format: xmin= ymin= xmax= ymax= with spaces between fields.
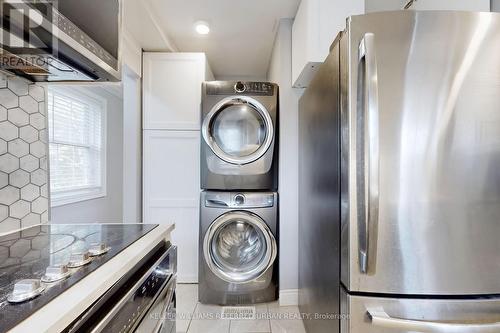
xmin=201 ymin=81 xmax=279 ymax=190
xmin=199 ymin=191 xmax=278 ymax=305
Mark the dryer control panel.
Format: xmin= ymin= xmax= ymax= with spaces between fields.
xmin=206 ymin=81 xmax=275 ymax=96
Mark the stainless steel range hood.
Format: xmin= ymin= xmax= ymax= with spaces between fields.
xmin=0 ymin=0 xmax=121 ymax=82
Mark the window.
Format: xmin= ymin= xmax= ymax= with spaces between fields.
xmin=48 ymin=86 xmax=106 ymax=206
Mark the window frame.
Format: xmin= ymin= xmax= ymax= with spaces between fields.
xmin=48 ymin=85 xmax=107 ymax=207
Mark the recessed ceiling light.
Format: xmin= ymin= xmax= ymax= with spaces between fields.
xmin=194 ymin=21 xmax=210 ymax=35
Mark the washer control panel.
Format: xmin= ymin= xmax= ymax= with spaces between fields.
xmin=205 ymin=192 xmax=275 ymax=208
xmin=206 ymin=81 xmax=275 ymax=96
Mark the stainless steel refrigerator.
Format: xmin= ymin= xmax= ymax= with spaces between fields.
xmin=298 ymin=10 xmax=500 ymax=333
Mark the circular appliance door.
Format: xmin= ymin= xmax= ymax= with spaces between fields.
xmin=202 ymin=96 xmax=274 ymax=165
xmin=203 ymin=211 xmax=277 ymax=283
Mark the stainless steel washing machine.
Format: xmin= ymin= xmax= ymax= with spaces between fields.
xmin=199 ymin=191 xmax=278 ymax=305
xmin=201 ymin=81 xmax=279 ymax=190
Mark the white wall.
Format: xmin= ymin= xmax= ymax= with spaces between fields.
xmin=122 ymin=66 xmax=143 ymax=223
xmin=50 ymin=86 xmax=124 ymax=224
xmin=267 ymin=18 xmax=304 ymax=305
xmin=214 ymin=76 xmax=267 ymax=82
xmin=121 ymin=30 xmax=143 ymax=78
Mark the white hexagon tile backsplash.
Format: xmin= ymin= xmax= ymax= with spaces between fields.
xmin=0 ymin=74 xmax=48 ymax=234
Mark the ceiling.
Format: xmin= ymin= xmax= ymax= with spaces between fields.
xmin=123 ymin=0 xmax=176 ymax=51
xmin=147 ymin=0 xmax=301 ymax=79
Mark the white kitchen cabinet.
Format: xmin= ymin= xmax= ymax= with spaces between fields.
xmin=291 ymin=0 xmax=364 ymax=88
xmin=409 ymin=0 xmax=489 ymax=11
xmin=143 ymin=130 xmax=200 ymax=282
xmin=365 ymin=0 xmax=406 ymax=12
xmin=366 ymin=0 xmax=490 ymax=13
xmin=143 ymin=53 xmax=214 ymax=130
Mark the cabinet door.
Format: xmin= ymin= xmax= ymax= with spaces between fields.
xmin=292 ymin=0 xmax=364 ymax=88
xmin=143 ymin=53 xmax=207 ymax=130
xmin=366 ymin=0 xmax=490 ymax=13
xmin=143 ymin=130 xmax=200 ymax=282
xmin=410 ymin=0 xmax=489 ymax=11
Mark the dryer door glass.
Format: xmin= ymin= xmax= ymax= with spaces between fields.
xmin=204 ymin=211 xmax=277 ymax=283
xmin=203 ymin=96 xmax=274 ymax=165
xmin=212 ymin=104 xmax=266 ymax=158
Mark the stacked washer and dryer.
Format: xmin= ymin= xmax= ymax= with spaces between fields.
xmin=199 ymin=81 xmax=279 ymax=305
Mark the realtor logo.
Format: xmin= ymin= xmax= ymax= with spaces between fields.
xmin=0 ymin=0 xmax=58 ymax=72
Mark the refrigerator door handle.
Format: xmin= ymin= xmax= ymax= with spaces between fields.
xmin=368 ymin=308 xmax=500 ymax=333
xmin=357 ymin=33 xmax=380 ymax=274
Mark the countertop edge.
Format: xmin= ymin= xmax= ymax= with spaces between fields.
xmin=8 ymin=223 xmax=175 ymax=333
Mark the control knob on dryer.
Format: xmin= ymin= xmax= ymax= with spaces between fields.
xmin=234 ymin=81 xmax=246 ymax=93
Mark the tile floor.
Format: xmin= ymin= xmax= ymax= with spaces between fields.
xmin=176 ymin=284 xmax=306 ymax=333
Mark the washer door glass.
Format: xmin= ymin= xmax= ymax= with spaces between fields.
xmin=203 ymin=97 xmax=274 ymax=165
xmin=204 ymin=211 xmax=277 ymax=283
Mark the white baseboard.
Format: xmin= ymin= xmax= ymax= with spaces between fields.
xmin=279 ymin=289 xmax=299 ymax=306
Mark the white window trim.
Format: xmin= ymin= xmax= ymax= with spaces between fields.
xmin=48 ymin=85 xmax=108 ymax=208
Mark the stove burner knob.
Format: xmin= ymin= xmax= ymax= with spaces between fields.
xmin=89 ymin=243 xmax=110 ymax=256
xmin=41 ymin=264 xmax=71 ymax=283
xmin=68 ymin=251 xmax=92 ymax=268
xmin=8 ymin=279 xmax=45 ymax=303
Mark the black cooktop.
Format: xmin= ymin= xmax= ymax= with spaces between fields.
xmin=0 ymin=223 xmax=158 ymax=332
